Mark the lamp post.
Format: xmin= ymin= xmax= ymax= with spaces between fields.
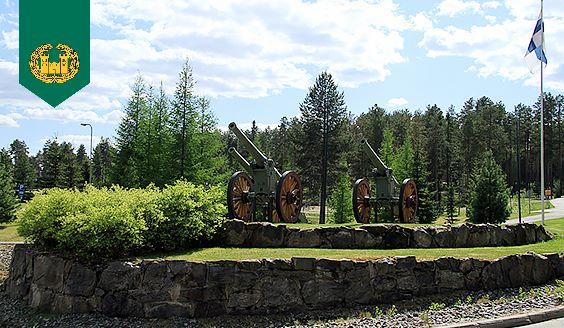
xmin=80 ymin=123 xmax=93 ymax=184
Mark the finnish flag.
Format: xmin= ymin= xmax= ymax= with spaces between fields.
xmin=526 ymin=11 xmax=547 ymax=65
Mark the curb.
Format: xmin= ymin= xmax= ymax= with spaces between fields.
xmin=439 ymin=306 xmax=564 ymax=328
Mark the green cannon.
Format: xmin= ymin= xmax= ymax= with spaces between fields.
xmin=227 ymin=122 xmax=303 ymax=223
xmin=352 ymin=138 xmax=418 ymax=223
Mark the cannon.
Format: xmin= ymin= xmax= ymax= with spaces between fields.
xmin=227 ymin=122 xmax=303 ymax=223
xmin=352 ymin=139 xmax=418 ymax=223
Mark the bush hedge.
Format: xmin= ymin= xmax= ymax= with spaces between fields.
xmin=17 ymin=181 xmax=226 ymax=261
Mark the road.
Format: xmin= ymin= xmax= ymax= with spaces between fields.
xmin=506 ymin=197 xmax=564 ymax=224
xmin=525 ymin=317 xmax=564 ymax=327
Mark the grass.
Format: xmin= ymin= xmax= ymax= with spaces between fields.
xmin=508 ymin=196 xmax=553 ymax=219
xmin=0 ymin=221 xmax=23 ymax=243
xmin=148 ymin=217 xmax=564 ymax=262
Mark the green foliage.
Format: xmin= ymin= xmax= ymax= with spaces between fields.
xmin=296 ymin=71 xmax=349 ymax=217
xmin=17 ymin=182 xmax=226 ymax=261
xmin=0 ymin=153 xmax=17 ymax=223
xmin=146 ymin=181 xmax=226 ymax=251
xmin=329 ymin=173 xmax=353 ymax=224
xmin=468 ymin=151 xmax=510 ymax=224
xmin=9 ymin=139 xmax=35 ymax=189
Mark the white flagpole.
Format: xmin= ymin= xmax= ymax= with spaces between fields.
xmin=540 ymin=0 xmax=545 ymax=225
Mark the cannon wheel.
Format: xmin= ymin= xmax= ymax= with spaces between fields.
xmin=353 ymin=178 xmax=372 ymax=223
xmin=227 ymin=171 xmax=254 ymax=221
xmin=275 ymin=171 xmax=303 ymax=223
xmin=399 ymin=178 xmax=418 ymax=223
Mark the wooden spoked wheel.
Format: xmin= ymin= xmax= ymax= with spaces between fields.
xmin=353 ymin=178 xmax=372 ymax=223
xmin=399 ymin=178 xmax=418 ymax=223
xmin=275 ymin=171 xmax=303 ymax=223
xmin=227 ymin=171 xmax=253 ymax=221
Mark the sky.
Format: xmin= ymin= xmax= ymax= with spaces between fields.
xmin=0 ymin=0 xmax=563 ymax=154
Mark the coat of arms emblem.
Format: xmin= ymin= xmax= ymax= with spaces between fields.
xmin=29 ymin=43 xmax=80 ymax=84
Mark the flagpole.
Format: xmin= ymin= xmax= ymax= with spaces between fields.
xmin=540 ymin=0 xmax=545 ymax=225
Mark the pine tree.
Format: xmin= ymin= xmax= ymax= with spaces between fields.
xmin=9 ymin=139 xmax=35 ymax=189
xmin=329 ymin=170 xmax=353 ymax=224
xmin=468 ymin=150 xmax=510 ymax=224
xmin=297 ymin=71 xmax=348 ymax=224
xmin=410 ymin=112 xmax=439 ymax=224
xmin=76 ymin=144 xmax=90 ymax=187
xmin=0 ymin=148 xmax=16 ymax=223
xmin=392 ymin=137 xmax=414 ymax=183
xmin=171 ymin=59 xmax=197 ymax=180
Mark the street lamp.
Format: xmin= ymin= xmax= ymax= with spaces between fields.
xmin=80 ymin=123 xmax=93 ymax=184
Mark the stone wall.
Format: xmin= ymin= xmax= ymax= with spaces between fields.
xmin=4 ymin=245 xmax=563 ymax=318
xmin=222 ymin=220 xmax=552 ymax=249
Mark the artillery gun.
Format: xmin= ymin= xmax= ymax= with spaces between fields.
xmin=227 ymin=122 xmax=303 ymax=223
xmin=352 ymin=139 xmax=418 ymax=223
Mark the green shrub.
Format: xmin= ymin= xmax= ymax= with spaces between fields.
xmin=146 ymin=181 xmax=226 ymax=251
xmin=329 ymin=174 xmax=353 ymax=224
xmin=17 ymin=182 xmax=226 ymax=261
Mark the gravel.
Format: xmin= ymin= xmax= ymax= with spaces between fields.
xmin=0 ymin=244 xmax=562 ymax=328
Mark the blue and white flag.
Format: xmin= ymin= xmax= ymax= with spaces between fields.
xmin=526 ymin=11 xmax=547 ymax=65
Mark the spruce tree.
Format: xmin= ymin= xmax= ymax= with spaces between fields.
xmin=57 ymin=142 xmax=81 ymax=189
xmin=39 ymin=140 xmax=62 ymax=188
xmin=468 ymin=150 xmax=510 ymax=224
xmin=0 ymin=150 xmax=16 ymax=223
xmin=92 ymin=138 xmax=115 ymax=187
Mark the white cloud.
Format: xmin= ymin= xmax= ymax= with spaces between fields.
xmin=437 ymin=0 xmax=499 ymax=17
xmin=40 ymin=134 xmax=103 ymax=150
xmin=420 ymin=1 xmax=564 ymax=91
xmin=0 ymin=114 xmax=19 ymax=128
xmin=387 ymin=97 xmax=408 ymax=107
xmin=22 ymin=108 xmax=124 ymax=124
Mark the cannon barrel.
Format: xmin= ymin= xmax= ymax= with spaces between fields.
xmin=228 ymin=147 xmax=252 ymax=174
xmin=229 ymin=122 xmax=268 ymax=166
xmin=360 ymin=138 xmax=390 ymax=174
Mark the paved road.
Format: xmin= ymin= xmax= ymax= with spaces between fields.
xmin=506 ymin=197 xmax=564 ymax=224
xmin=525 ymin=317 xmax=564 ymax=327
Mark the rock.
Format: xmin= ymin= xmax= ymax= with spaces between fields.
xmin=223 ymin=219 xmax=248 ymax=246
xmin=292 ymin=257 xmax=315 ymax=271
xmin=249 ymin=223 xmax=287 ymax=247
xmin=453 ymin=224 xmax=470 ymax=247
xmin=412 ymin=228 xmax=432 ymax=248
xmin=326 ymin=229 xmax=354 ymax=248
xmin=145 ymin=301 xmax=191 ymax=318
xmin=351 ymin=229 xmax=381 ymax=248
xmin=432 ymin=227 xmax=455 ymax=248
xmin=98 ymin=261 xmax=139 ymax=291
xmin=383 ymin=225 xmax=411 ymax=248
xmin=436 ymin=270 xmax=465 ymax=290
xmin=64 ymin=262 xmax=97 ymax=297
xmin=467 ymin=224 xmax=491 ymax=247
xmin=32 ymin=255 xmax=65 ymax=291
xmin=286 ymin=229 xmax=322 ymax=248
xmin=499 ymin=226 xmax=516 ymax=246
xmin=255 ymin=276 xmax=302 ymax=309
xmin=302 ymin=280 xmax=343 ymax=306
xmin=535 ymin=225 xmax=553 ymax=242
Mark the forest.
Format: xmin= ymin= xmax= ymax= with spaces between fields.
xmin=1 ymin=60 xmax=562 ymax=223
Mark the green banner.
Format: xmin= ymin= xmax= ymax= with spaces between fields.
xmin=19 ymin=0 xmax=90 ymax=107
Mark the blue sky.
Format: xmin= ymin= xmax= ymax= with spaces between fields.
xmin=0 ymin=0 xmax=563 ymax=154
